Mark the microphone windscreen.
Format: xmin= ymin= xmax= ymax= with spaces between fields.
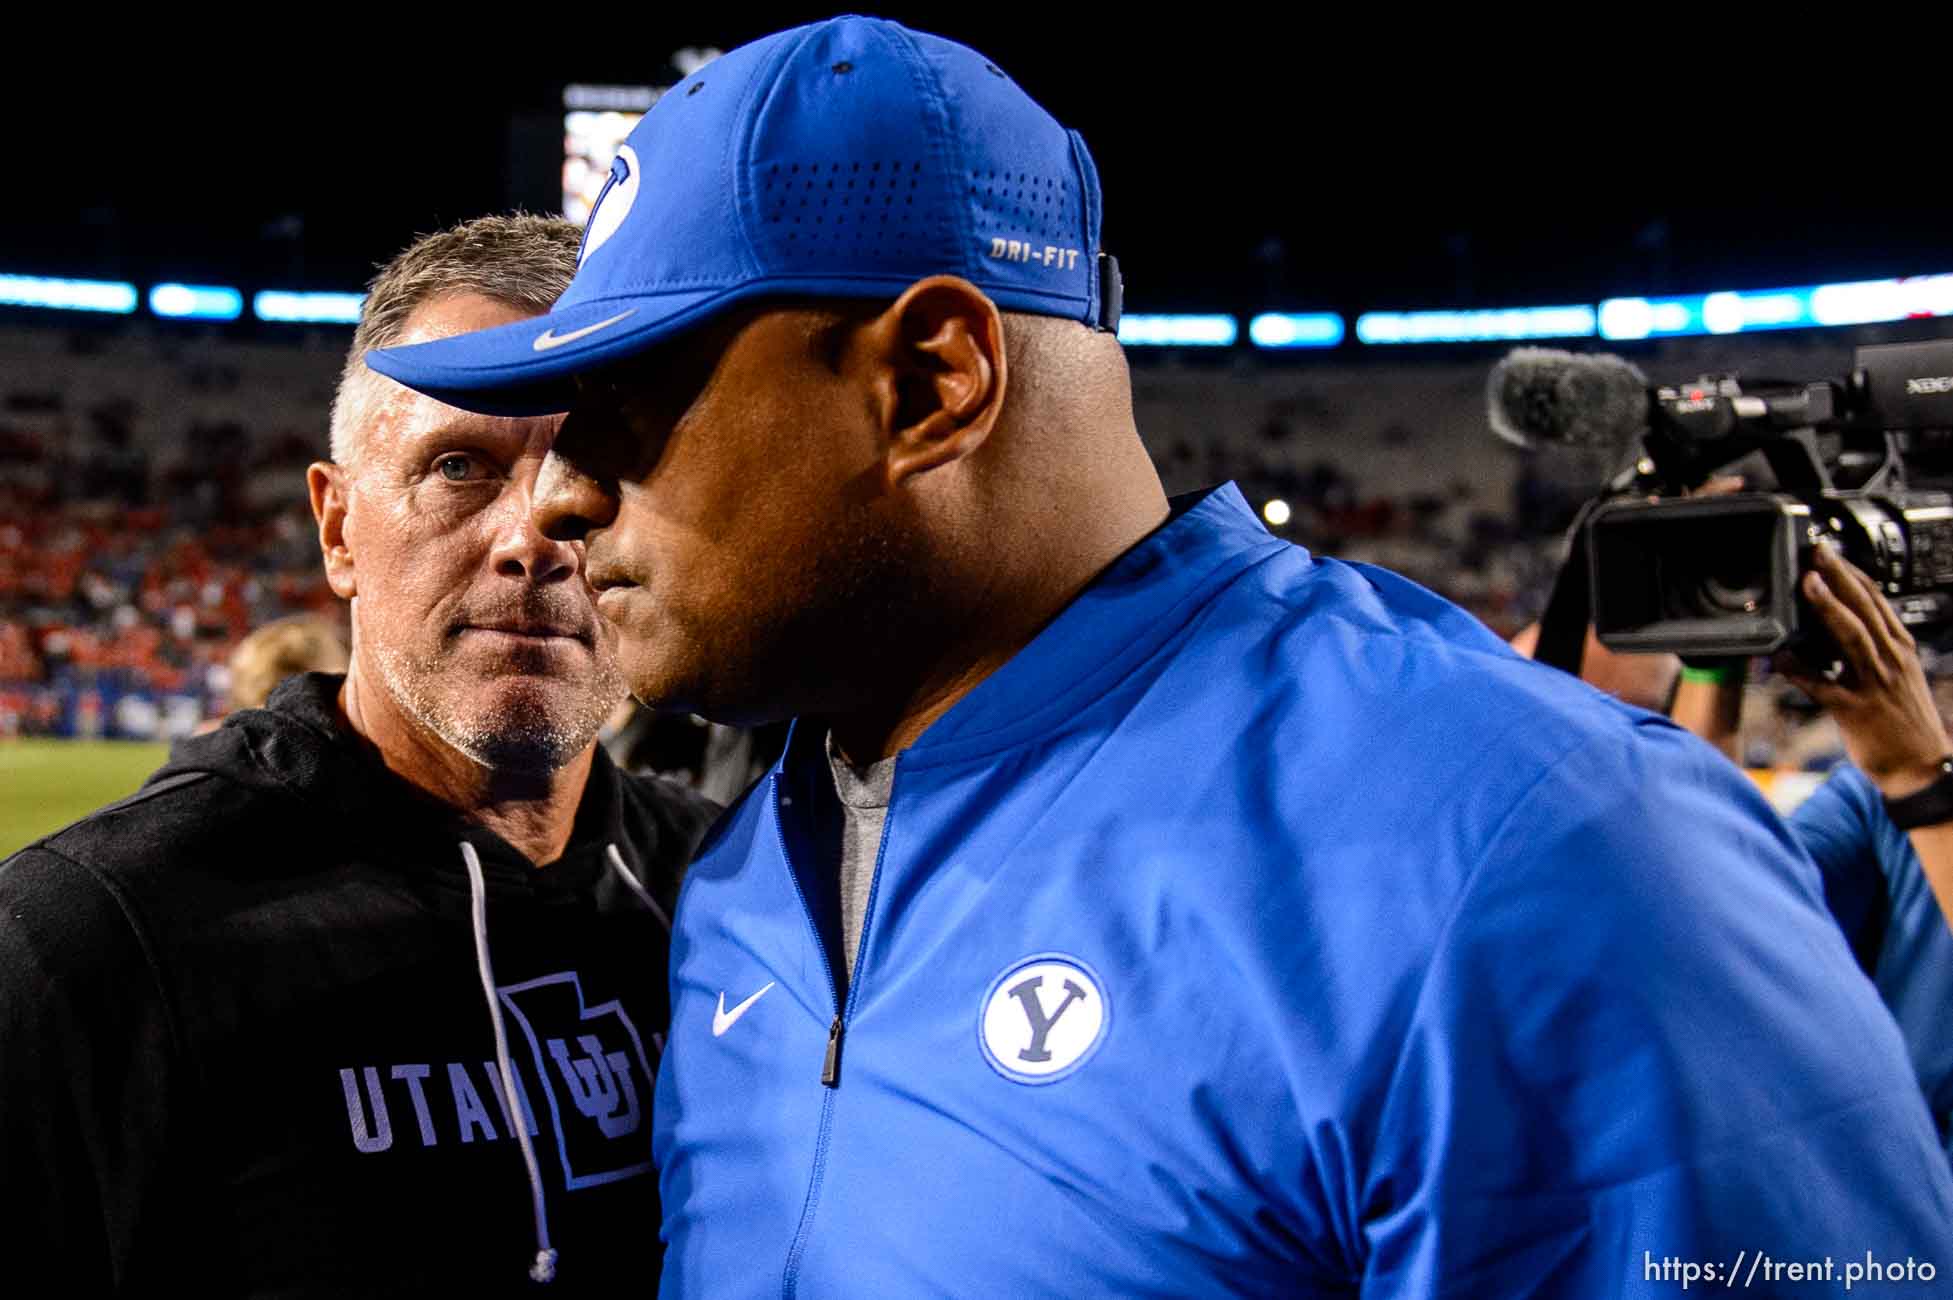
xmin=1488 ymin=348 xmax=1649 ymax=452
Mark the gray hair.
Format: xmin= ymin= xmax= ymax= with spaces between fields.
xmin=329 ymin=213 xmax=583 ymax=465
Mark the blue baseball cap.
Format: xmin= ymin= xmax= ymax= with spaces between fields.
xmin=367 ymin=15 xmax=1121 ymax=417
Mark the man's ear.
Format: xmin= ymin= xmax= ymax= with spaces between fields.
xmin=307 ymin=461 xmax=357 ymax=600
xmin=857 ymin=276 xmax=1006 ymax=487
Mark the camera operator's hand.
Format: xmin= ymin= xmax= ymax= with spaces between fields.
xmin=1778 ymin=541 xmax=1952 ymax=799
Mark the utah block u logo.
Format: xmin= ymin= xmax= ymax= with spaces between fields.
xmin=546 ymin=1035 xmax=642 ymax=1140
xmin=500 ymin=972 xmax=656 ymax=1188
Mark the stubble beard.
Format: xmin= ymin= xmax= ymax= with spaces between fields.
xmin=370 ymin=635 xmax=628 ymax=774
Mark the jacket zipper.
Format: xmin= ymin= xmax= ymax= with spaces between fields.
xmin=821 ymin=1015 xmax=843 ymax=1086
xmin=775 ymin=760 xmax=898 ymax=1297
xmin=774 ymin=770 xmax=847 ymax=1086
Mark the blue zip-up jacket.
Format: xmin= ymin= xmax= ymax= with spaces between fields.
xmin=656 ymin=484 xmax=1953 ymax=1297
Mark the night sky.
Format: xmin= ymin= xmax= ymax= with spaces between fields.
xmin=5 ymin=12 xmax=1942 ymax=319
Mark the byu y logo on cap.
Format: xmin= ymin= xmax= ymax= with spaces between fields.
xmin=979 ymin=953 xmax=1109 ymax=1085
xmin=366 ymin=17 xmax=1118 ymax=414
xmin=578 ymin=144 xmax=640 ymax=266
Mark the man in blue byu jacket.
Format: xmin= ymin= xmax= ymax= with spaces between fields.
xmin=369 ymin=17 xmax=1953 ymax=1296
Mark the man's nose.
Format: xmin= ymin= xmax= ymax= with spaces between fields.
xmin=534 ymin=408 xmax=622 ymax=545
xmin=489 ymin=484 xmax=581 ymax=585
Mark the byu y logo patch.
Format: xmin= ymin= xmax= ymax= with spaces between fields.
xmin=578 ymin=144 xmax=640 ymax=266
xmin=979 ymin=954 xmax=1109 ymax=1085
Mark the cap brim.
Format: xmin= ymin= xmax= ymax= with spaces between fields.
xmin=363 ymin=288 xmax=727 ymax=417
xmin=366 ymin=270 xmax=1002 ymax=416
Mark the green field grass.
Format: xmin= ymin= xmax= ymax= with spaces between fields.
xmin=0 ymin=739 xmax=173 ymax=859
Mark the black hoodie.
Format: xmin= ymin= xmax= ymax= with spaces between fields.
xmin=0 ymin=672 xmax=720 ymax=1297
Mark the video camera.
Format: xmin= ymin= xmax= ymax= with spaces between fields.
xmin=1491 ymin=339 xmax=1953 ymax=660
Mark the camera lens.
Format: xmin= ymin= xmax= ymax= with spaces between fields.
xmin=1591 ymin=496 xmax=1799 ymax=657
xmin=1661 ymin=548 xmax=1770 ymax=620
xmin=1694 ymin=560 xmax=1769 ymax=617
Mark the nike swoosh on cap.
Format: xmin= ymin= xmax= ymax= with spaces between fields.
xmin=712 ymin=982 xmax=777 ymax=1037
xmin=532 ymin=308 xmax=638 ymax=352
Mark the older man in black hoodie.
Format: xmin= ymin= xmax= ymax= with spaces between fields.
xmin=0 ymin=216 xmax=717 ymax=1296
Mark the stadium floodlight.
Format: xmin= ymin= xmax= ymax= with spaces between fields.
xmin=1600 ymin=289 xmax=1810 ymax=339
xmin=0 ymin=274 xmax=138 ymax=314
xmin=1116 ymin=314 xmax=1239 ymax=347
xmin=149 ymin=284 xmax=244 ymax=321
xmin=1355 ymin=306 xmax=1597 ymax=346
xmin=254 ymin=291 xmax=365 ymax=325
xmin=1809 ymin=275 xmax=1953 ymax=327
xmin=1595 ymin=297 xmax=1693 ymax=341
xmin=1599 ymin=275 xmax=1953 ymax=341
xmin=1248 ymin=313 xmax=1346 ymax=349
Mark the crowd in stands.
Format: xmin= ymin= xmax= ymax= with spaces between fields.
xmin=0 ymin=323 xmax=1905 ymax=777
xmin=0 ymin=354 xmax=343 ymax=738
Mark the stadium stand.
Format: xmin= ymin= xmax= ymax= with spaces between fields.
xmin=0 ymin=315 xmax=1904 ymax=773
xmin=0 ymin=324 xmax=345 ymax=739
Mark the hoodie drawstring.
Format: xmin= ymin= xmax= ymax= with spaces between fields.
xmin=461 ymin=841 xmax=559 ymax=1286
xmin=462 ymin=840 xmax=671 ymax=1287
xmin=607 ymin=843 xmax=672 ymax=1058
xmin=605 ymin=843 xmax=672 ymax=935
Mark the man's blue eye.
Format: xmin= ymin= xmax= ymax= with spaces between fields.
xmin=437 ymin=456 xmax=473 ymax=481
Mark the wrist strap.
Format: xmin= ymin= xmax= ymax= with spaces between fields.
xmin=1680 ymin=663 xmax=1741 ymax=687
xmin=1883 ymin=757 xmax=1953 ymax=830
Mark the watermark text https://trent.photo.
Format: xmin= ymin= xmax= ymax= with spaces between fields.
xmin=1645 ymin=1248 xmax=1938 ymax=1290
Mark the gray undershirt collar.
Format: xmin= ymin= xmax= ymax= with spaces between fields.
xmin=826 ymin=732 xmax=895 ymax=979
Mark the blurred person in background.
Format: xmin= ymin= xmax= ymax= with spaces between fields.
xmin=224 ymin=611 xmax=349 ymax=711
xmin=186 ymin=612 xmax=352 ymax=737
xmin=373 ymin=17 xmax=1952 ymax=1294
xmin=1671 ymin=538 xmax=1953 ymax=1161
xmin=0 ymin=214 xmax=718 ymax=1296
